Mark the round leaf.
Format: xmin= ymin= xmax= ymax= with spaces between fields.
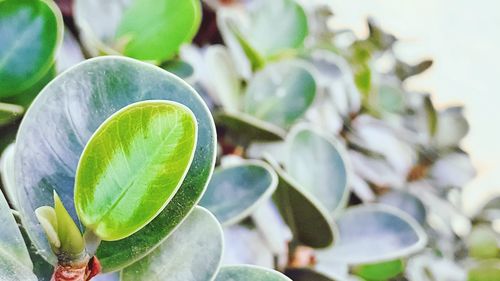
xmin=200 ymin=160 xmax=277 ymax=225
xmin=266 ymin=155 xmax=335 ymax=248
xmin=316 ymin=204 xmax=427 ymax=264
xmin=467 ymin=226 xmax=499 ymax=259
xmin=216 ymin=112 xmax=286 ymax=143
xmin=285 ymin=126 xmax=350 ymax=214
xmin=14 ymin=57 xmax=216 ymax=270
xmin=0 ymin=0 xmax=62 ymax=98
xmin=75 ymin=101 xmax=197 ymax=241
xmin=239 ymin=0 xmax=308 ymax=57
xmin=121 ymin=207 xmax=223 ymax=281
xmin=468 ymin=260 xmax=500 ymax=281
xmin=75 ymin=0 xmax=201 ymax=62
xmin=244 ymin=61 xmax=316 ymax=128
xmin=215 ymin=265 xmax=292 ymax=281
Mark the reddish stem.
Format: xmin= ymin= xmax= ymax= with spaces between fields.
xmin=51 ymin=257 xmax=101 ymax=281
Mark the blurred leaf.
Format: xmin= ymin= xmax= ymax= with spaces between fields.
xmin=14 ymin=57 xmax=216 ymax=270
xmin=161 ymin=60 xmax=195 ymax=80
xmin=434 ymin=106 xmax=469 ymax=149
xmin=216 ymin=112 xmax=286 ymax=143
xmin=116 ymin=0 xmax=201 ymax=61
xmin=316 ymin=204 xmax=427 ymax=264
xmin=430 ymin=152 xmax=476 ymax=188
xmin=353 ymin=259 xmax=405 ymax=281
xmin=468 ymin=260 xmax=500 ymax=281
xmin=467 ymin=226 xmax=499 ymax=259
xmin=200 ymin=160 xmax=277 ymax=225
xmin=0 ymin=103 xmax=23 ymax=128
xmin=244 ymin=0 xmax=308 ymax=57
xmin=266 ymin=156 xmax=335 ymax=248
xmin=424 ymin=95 xmax=438 ymax=137
xmin=0 ymin=191 xmax=37 ymax=280
xmin=56 ymin=29 xmax=85 ymax=73
xmin=284 ymin=268 xmax=335 ymax=281
xmin=378 ymin=190 xmax=427 ymax=224
xmin=205 ymin=45 xmax=242 ymax=112
xmin=244 ymin=61 xmax=316 ymax=128
xmin=366 ymin=19 xmax=397 ymax=51
xmin=395 ymin=59 xmax=433 ymax=81
xmin=376 ymin=84 xmax=405 ymax=114
xmin=215 ymin=265 xmax=292 ymax=281
xmin=0 ymin=0 xmax=62 ymax=98
xmin=121 ymin=207 xmax=223 ymax=281
xmin=285 ymin=126 xmax=349 ymax=214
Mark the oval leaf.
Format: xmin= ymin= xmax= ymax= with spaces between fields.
xmin=215 ymin=265 xmax=292 ymax=281
xmin=316 ymin=204 xmax=427 ymax=264
xmin=75 ymin=101 xmax=197 ymax=241
xmin=121 ymin=207 xmax=223 ymax=281
xmin=200 ymin=160 xmax=277 ymax=225
xmin=0 ymin=0 xmax=62 ymax=98
xmin=286 ymin=126 xmax=349 ymax=214
xmin=216 ymin=112 xmax=286 ymax=143
xmin=244 ymin=61 xmax=316 ymax=128
xmin=266 ymin=155 xmax=335 ymax=248
xmin=75 ymin=0 xmax=201 ymax=62
xmin=378 ymin=190 xmax=427 ymax=224
xmin=14 ymin=57 xmax=216 ymax=270
xmin=353 ymin=259 xmax=405 ymax=281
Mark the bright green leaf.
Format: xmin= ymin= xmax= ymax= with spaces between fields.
xmin=244 ymin=61 xmax=316 ymax=128
xmin=115 ymin=0 xmax=201 ymax=61
xmin=353 ymin=259 xmax=405 ymax=281
xmin=0 ymin=0 xmax=62 ymax=98
xmin=285 ymin=126 xmax=349 ymax=214
xmin=121 ymin=207 xmax=223 ymax=281
xmin=467 ymin=226 xmax=499 ymax=259
xmin=468 ymin=260 xmax=500 ymax=281
xmin=266 ymin=155 xmax=335 ymax=248
xmin=54 ymin=192 xmax=84 ymax=257
xmin=215 ymin=265 xmax=292 ymax=281
xmin=14 ymin=57 xmax=216 ymax=270
xmin=200 ymin=160 xmax=277 ymax=225
xmin=75 ymin=101 xmax=197 ymax=241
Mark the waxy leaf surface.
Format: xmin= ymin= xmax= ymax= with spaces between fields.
xmin=200 ymin=161 xmax=277 ymax=225
xmin=244 ymin=61 xmax=316 ymax=128
xmin=0 ymin=0 xmax=62 ymax=98
xmin=75 ymin=101 xmax=197 ymax=241
xmin=14 ymin=57 xmax=216 ymax=270
xmin=316 ymin=204 xmax=427 ymax=264
xmin=266 ymin=156 xmax=335 ymax=248
xmin=286 ymin=127 xmax=349 ymax=214
xmin=121 ymin=207 xmax=223 ymax=281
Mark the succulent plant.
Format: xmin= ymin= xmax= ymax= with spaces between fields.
xmin=0 ymin=0 xmax=497 ymax=280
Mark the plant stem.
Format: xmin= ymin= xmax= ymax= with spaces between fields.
xmin=51 ymin=256 xmax=101 ymax=281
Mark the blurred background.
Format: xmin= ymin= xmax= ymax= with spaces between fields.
xmin=325 ymin=0 xmax=500 ymax=215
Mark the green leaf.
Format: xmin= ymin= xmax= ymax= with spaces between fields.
xmin=200 ymin=160 xmax=278 ymax=225
xmin=215 ymin=112 xmax=286 ymax=143
xmin=75 ymin=101 xmax=197 ymax=241
xmin=14 ymin=57 xmax=216 ymax=270
xmin=284 ymin=268 xmax=335 ymax=281
xmin=35 ymin=206 xmax=60 ymax=251
xmin=265 ymin=155 xmax=335 ymax=248
xmin=316 ymin=204 xmax=427 ymax=264
xmin=285 ymin=126 xmax=349 ymax=214
xmin=0 ymin=103 xmax=24 ymax=127
xmin=115 ymin=0 xmax=201 ymax=61
xmin=54 ymin=192 xmax=84 ymax=257
xmin=161 ymin=60 xmax=194 ymax=80
xmin=467 ymin=226 xmax=499 ymax=259
xmin=215 ymin=265 xmax=292 ymax=281
xmin=353 ymin=259 xmax=405 ymax=281
xmin=244 ymin=61 xmax=316 ymax=128
xmin=244 ymin=0 xmax=308 ymax=57
xmin=121 ymin=207 xmax=223 ymax=281
xmin=0 ymin=0 xmax=62 ymax=98
xmin=424 ymin=95 xmax=438 ymax=137
xmin=468 ymin=260 xmax=500 ymax=281
xmin=376 ymin=84 xmax=405 ymax=114
xmin=434 ymin=106 xmax=469 ymax=149
xmin=75 ymin=0 xmax=201 ymax=62
xmin=0 ymin=191 xmax=37 ymax=280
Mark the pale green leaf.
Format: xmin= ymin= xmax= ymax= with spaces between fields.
xmin=215 ymin=265 xmax=292 ymax=281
